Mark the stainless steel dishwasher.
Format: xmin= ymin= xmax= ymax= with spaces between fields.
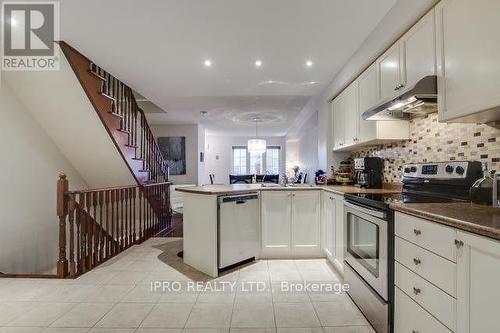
xmin=218 ymin=193 xmax=259 ymax=269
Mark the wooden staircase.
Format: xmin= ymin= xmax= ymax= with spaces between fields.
xmin=59 ymin=41 xmax=169 ymax=185
xmin=52 ymin=42 xmax=172 ymax=278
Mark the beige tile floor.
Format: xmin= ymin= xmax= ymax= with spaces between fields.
xmin=0 ymin=238 xmax=375 ymax=333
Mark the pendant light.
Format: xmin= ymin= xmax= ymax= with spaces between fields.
xmin=248 ymin=118 xmax=266 ymax=154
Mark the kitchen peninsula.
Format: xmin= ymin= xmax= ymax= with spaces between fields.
xmin=177 ymin=184 xmax=401 ymax=277
xmin=177 ymin=183 xmax=500 ymax=279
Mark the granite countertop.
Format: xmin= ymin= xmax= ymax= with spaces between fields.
xmin=390 ymin=202 xmax=500 ymax=241
xmin=175 ymin=183 xmax=402 ymax=195
xmin=176 ymin=184 xmax=500 ymax=241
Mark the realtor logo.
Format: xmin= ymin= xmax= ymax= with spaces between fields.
xmin=2 ymin=1 xmax=60 ymax=71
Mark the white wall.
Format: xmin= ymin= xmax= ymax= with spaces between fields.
xmin=204 ymin=135 xmax=286 ymax=185
xmin=286 ymin=111 xmax=319 ymax=184
xmin=0 ymin=80 xmax=88 ymax=274
xmin=151 ymin=124 xmax=202 ymax=185
xmin=4 ymin=49 xmax=136 ymax=188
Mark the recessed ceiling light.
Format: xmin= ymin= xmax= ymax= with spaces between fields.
xmin=204 ymin=59 xmax=212 ymax=67
xmin=306 ymin=60 xmax=313 ymax=67
xmin=255 ymin=60 xmax=262 ymax=67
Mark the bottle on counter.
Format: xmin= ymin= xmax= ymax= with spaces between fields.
xmin=470 ymin=162 xmax=494 ymax=205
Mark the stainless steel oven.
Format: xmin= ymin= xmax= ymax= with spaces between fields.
xmin=343 ymin=199 xmax=391 ymax=333
xmin=344 ymin=200 xmax=388 ymax=300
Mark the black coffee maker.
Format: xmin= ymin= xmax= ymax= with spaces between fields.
xmin=354 ymin=157 xmax=384 ymax=188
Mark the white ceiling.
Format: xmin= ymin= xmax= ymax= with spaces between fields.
xmin=60 ymin=0 xmax=397 ymax=136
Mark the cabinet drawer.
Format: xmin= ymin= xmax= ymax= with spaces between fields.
xmin=395 ymin=287 xmax=452 ymax=333
xmin=395 ymin=236 xmax=456 ymax=296
xmin=395 ymin=212 xmax=457 ymax=262
xmin=395 ymin=262 xmax=456 ymax=331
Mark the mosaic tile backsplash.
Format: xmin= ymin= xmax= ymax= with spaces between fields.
xmin=352 ymin=113 xmax=500 ymax=183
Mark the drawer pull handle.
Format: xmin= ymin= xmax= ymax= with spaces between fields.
xmin=413 ymin=258 xmax=421 ymax=265
xmin=413 ymin=287 xmax=421 ymax=295
xmin=413 ymin=229 xmax=422 ymax=236
xmin=455 ymin=239 xmax=464 ymax=248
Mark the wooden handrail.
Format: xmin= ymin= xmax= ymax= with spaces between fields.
xmin=89 ymin=62 xmax=169 ymax=183
xmin=59 ymin=41 xmax=170 ymax=185
xmin=66 ymin=181 xmax=172 ymax=195
xmin=56 ymin=173 xmax=171 ymax=278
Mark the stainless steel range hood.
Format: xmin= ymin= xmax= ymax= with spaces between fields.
xmin=362 ymin=75 xmax=437 ymax=121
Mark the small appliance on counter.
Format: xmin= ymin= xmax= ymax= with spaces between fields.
xmin=469 ymin=163 xmax=496 ymax=205
xmin=335 ymin=160 xmax=353 ymax=185
xmin=354 ymin=157 xmax=384 ymax=188
xmin=315 ymin=170 xmax=327 ymax=185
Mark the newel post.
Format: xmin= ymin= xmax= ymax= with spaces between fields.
xmin=56 ymin=172 xmax=69 ymax=277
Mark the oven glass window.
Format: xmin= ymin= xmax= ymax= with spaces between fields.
xmin=347 ymin=212 xmax=379 ymax=277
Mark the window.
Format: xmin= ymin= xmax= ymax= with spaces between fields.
xmin=249 ymin=153 xmax=263 ymax=174
xmin=231 ymin=146 xmax=281 ymax=175
xmin=266 ymin=147 xmax=280 ymax=174
xmin=232 ymin=147 xmax=247 ymax=175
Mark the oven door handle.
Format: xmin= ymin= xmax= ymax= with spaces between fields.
xmin=343 ymin=200 xmax=387 ymax=219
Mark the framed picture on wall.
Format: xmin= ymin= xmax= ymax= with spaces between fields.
xmin=158 ymin=136 xmax=186 ymax=175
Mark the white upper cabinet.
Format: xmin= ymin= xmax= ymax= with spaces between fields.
xmin=332 ymin=93 xmax=345 ymax=150
xmin=378 ymin=9 xmax=436 ymax=101
xmin=331 ymin=62 xmax=409 ymax=152
xmin=436 ymin=0 xmax=500 ymax=123
xmin=342 ymin=83 xmax=359 ymax=147
xmin=378 ymin=43 xmax=403 ymax=101
xmin=400 ymin=9 xmax=436 ymax=89
xmin=456 ymin=231 xmax=500 ymax=333
xmin=357 ymin=63 xmax=379 ymax=143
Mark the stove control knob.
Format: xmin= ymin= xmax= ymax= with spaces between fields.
xmin=445 ymin=165 xmax=454 ymax=173
xmin=410 ymin=166 xmax=417 ymax=173
xmin=404 ymin=167 xmax=411 ymax=174
xmin=456 ymin=166 xmax=465 ymax=175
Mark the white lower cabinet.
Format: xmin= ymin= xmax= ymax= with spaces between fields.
xmin=291 ymin=191 xmax=321 ymax=255
xmin=333 ymin=196 xmax=345 ymax=274
xmin=261 ymin=191 xmax=291 ymax=257
xmin=322 ymin=192 xmax=336 ymax=259
xmin=456 ymin=231 xmax=500 ymax=333
xmin=321 ymin=192 xmax=344 ymax=275
xmin=261 ymin=190 xmax=320 ymax=258
xmin=395 ymin=212 xmax=500 ymax=333
xmin=395 ymin=287 xmax=452 ymax=333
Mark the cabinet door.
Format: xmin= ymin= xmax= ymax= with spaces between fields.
xmin=332 ymin=96 xmax=345 ymax=150
xmin=261 ymin=191 xmax=291 ymax=252
xmin=436 ymin=0 xmax=500 ymax=122
xmin=456 ymin=231 xmax=500 ymax=333
xmin=357 ymin=63 xmax=379 ymax=143
xmin=322 ymin=193 xmax=336 ymax=258
xmin=342 ymin=83 xmax=359 ymax=147
xmin=334 ymin=197 xmax=345 ymax=274
xmin=378 ymin=43 xmax=402 ymax=101
xmin=400 ymin=9 xmax=436 ymax=89
xmin=291 ymin=191 xmax=321 ymax=254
